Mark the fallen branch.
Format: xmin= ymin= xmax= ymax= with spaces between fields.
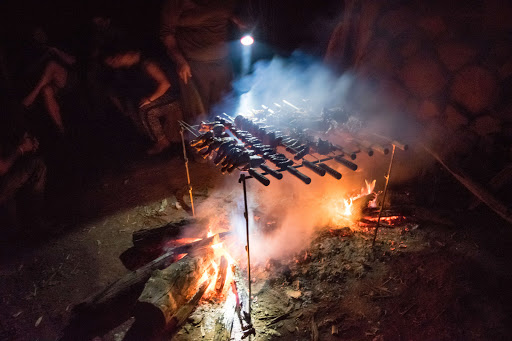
xmin=423 ymin=146 xmax=512 ymax=225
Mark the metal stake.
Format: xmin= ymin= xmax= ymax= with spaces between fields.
xmin=240 ymin=174 xmax=252 ymax=318
xmin=180 ymin=126 xmax=195 ymax=216
xmin=372 ymin=144 xmax=396 ymax=247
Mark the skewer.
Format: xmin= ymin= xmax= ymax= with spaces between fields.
xmin=239 ymin=174 xmax=253 ymax=325
xmin=179 ymin=126 xmax=195 ymax=216
xmin=372 ymin=145 xmax=396 ymax=247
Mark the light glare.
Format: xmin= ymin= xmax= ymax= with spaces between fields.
xmin=241 ymin=35 xmax=254 ymax=46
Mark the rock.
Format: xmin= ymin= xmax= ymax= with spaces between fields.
xmin=451 ymin=66 xmax=498 ymax=114
xmin=418 ymin=100 xmax=441 ymax=120
xmin=418 ymin=15 xmax=446 ymax=38
xmin=285 ymin=321 xmax=296 ymax=333
xmin=376 ymin=78 xmax=410 ymax=113
xmin=286 ymin=289 xmax=302 ymax=299
xmin=490 ymin=37 xmax=512 ymax=64
xmin=359 ymin=40 xmax=396 ymax=78
xmin=470 ymin=115 xmax=502 ymax=136
xmin=266 ymin=329 xmax=281 ymax=337
xmin=437 ymin=42 xmax=477 ymax=71
xmin=188 ymin=313 xmax=203 ymax=326
xmin=496 ymin=104 xmax=512 ymax=123
xmin=400 ymin=56 xmax=447 ymax=98
xmin=445 ymin=105 xmax=469 ymax=127
xmin=400 ymin=39 xmax=422 ymax=58
xmin=378 ymin=8 xmax=414 ymax=38
xmin=499 ymin=61 xmax=512 ymax=80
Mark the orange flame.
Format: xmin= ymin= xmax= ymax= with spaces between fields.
xmin=201 ymin=219 xmax=237 ymax=298
xmin=327 ymin=179 xmax=377 ymax=227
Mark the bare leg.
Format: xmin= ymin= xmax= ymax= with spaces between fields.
xmin=41 ymin=85 xmax=65 ymax=133
xmin=141 ymin=106 xmax=170 ymax=155
xmin=22 ymin=61 xmax=67 ymax=107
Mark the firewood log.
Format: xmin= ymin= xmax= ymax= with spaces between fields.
xmin=60 ymin=233 xmax=227 ymax=341
xmin=213 ymin=265 xmax=248 ymax=341
xmin=132 ymin=219 xmax=194 ymax=251
xmin=125 ymin=249 xmax=213 ymax=339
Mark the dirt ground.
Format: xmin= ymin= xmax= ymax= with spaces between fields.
xmin=1 ymin=153 xmax=512 ymax=341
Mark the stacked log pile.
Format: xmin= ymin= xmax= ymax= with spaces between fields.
xmin=325 ymin=0 xmax=512 ymax=172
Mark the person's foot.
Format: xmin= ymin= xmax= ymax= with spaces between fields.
xmin=146 ymin=138 xmax=171 ymax=155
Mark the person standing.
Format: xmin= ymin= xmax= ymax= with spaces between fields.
xmin=160 ymin=0 xmax=242 ymax=123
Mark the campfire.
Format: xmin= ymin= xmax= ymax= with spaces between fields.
xmin=61 ymin=100 xmax=410 ymax=340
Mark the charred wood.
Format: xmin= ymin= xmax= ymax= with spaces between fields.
xmin=132 ymin=219 xmax=193 ymax=251
xmin=125 ymin=249 xmax=213 ymax=340
xmin=60 ymin=233 xmax=227 ymax=341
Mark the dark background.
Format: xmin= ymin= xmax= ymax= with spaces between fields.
xmin=0 ymin=0 xmax=343 ymax=61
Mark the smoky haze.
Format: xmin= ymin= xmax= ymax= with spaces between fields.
xmin=196 ymin=52 xmax=435 ymax=264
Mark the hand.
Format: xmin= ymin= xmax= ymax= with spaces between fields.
xmin=177 ymin=61 xmax=192 ymax=84
xmin=19 ymin=133 xmax=39 ymax=154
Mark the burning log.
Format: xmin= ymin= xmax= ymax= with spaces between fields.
xmin=166 ymin=276 xmax=213 ymax=335
xmin=213 ymin=265 xmax=253 ymax=341
xmin=125 ymin=249 xmax=214 ymax=340
xmin=60 ymin=233 xmax=227 ymax=341
xmin=132 ymin=219 xmax=193 ymax=251
xmin=215 ymin=256 xmax=229 ymax=293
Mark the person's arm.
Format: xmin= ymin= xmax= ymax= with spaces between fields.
xmin=0 ymin=134 xmax=39 ymax=176
xmin=108 ymin=95 xmax=125 ymax=113
xmin=160 ymin=0 xmax=192 ymax=84
xmin=140 ymin=61 xmax=171 ymax=107
xmin=48 ymin=47 xmax=76 ymax=66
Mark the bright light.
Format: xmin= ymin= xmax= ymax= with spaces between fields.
xmin=240 ymin=35 xmax=254 ymax=46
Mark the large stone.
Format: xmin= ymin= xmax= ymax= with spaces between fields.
xmin=482 ymin=0 xmax=512 ymax=32
xmin=359 ymin=39 xmax=395 ymax=77
xmin=437 ymin=42 xmax=477 ymax=71
xmin=470 ymin=115 xmax=502 ymax=136
xmin=498 ymin=61 xmax=512 ymax=80
xmin=418 ymin=15 xmax=446 ymax=38
xmin=400 ymin=39 xmax=422 ymax=58
xmin=400 ymin=56 xmax=447 ymax=98
xmin=376 ymin=78 xmax=410 ymax=114
xmin=489 ymin=37 xmax=512 ymax=64
xmin=495 ymin=104 xmax=512 ymax=123
xmin=378 ymin=8 xmax=415 ymax=38
xmin=417 ymin=100 xmax=441 ymax=121
xmin=451 ymin=66 xmax=498 ymax=114
xmin=445 ymin=105 xmax=469 ymax=128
